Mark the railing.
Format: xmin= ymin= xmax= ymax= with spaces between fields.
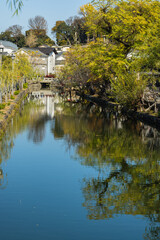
xmin=43 ymin=78 xmax=53 ymax=81
xmin=42 ymin=78 xmax=59 ymax=83
xmin=27 ymin=78 xmax=60 ymax=85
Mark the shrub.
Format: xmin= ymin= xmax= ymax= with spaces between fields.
xmin=0 ymin=103 xmax=6 ymax=110
xmin=11 ymin=95 xmax=15 ymax=100
xmin=23 ymin=83 xmax=28 ymax=89
xmin=14 ymin=90 xmax=20 ymax=95
xmin=111 ymin=70 xmax=147 ymax=109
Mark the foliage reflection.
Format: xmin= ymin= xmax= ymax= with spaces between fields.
xmin=52 ymin=104 xmax=160 ymax=240
xmin=1 ymin=100 xmax=160 ymax=239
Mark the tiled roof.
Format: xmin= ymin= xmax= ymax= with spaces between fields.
xmin=0 ymin=40 xmax=18 ymax=50
xmin=20 ymin=48 xmax=47 ymax=57
xmin=37 ymin=47 xmax=57 ymax=55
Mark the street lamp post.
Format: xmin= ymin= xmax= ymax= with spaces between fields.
xmin=11 ymin=54 xmax=15 ymax=95
xmin=0 ymin=78 xmax=2 ymax=103
xmin=0 ymin=44 xmax=4 ymax=103
xmin=0 ymin=43 xmax=4 ymax=67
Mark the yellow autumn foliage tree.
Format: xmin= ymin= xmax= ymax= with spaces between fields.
xmin=60 ymin=0 xmax=160 ymax=109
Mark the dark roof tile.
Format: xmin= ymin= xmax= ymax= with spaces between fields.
xmin=37 ymin=47 xmax=57 ymax=55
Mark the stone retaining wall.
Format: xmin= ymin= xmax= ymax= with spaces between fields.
xmin=0 ymin=89 xmax=29 ymax=131
xmin=81 ymin=93 xmax=160 ymax=129
xmin=127 ymin=111 xmax=160 ymax=129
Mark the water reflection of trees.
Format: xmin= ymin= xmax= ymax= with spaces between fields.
xmin=51 ymin=116 xmax=64 ymax=139
xmin=52 ymin=107 xmax=160 ymax=240
xmin=1 ymin=102 xmax=53 ymax=151
xmin=0 ymin=101 xmax=52 ymax=189
xmin=1 ymin=100 xmax=160 ymax=238
xmin=28 ymin=114 xmax=51 ymax=143
xmin=0 ymin=93 xmax=59 ymax=164
xmin=144 ymin=224 xmax=160 ymax=240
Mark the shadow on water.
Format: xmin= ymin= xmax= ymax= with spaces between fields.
xmin=0 ymin=91 xmax=160 ymax=239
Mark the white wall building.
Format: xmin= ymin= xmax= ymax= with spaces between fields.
xmin=0 ymin=40 xmax=18 ymax=55
xmin=19 ymin=47 xmax=57 ymax=76
xmin=55 ymin=52 xmax=66 ymax=73
xmin=37 ymin=47 xmax=57 ymax=75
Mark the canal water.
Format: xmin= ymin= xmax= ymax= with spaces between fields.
xmin=0 ymin=90 xmax=160 ymax=240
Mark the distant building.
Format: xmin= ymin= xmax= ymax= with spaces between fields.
xmin=61 ymin=46 xmax=71 ymax=52
xmin=37 ymin=47 xmax=57 ymax=75
xmin=54 ymin=46 xmax=70 ymax=73
xmin=19 ymin=47 xmax=57 ymax=76
xmin=54 ymin=45 xmax=71 ymax=52
xmin=0 ymin=40 xmax=18 ymax=55
xmin=39 ymin=45 xmax=51 ymax=48
xmin=55 ymin=52 xmax=66 ymax=73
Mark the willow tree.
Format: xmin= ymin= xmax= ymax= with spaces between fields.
xmin=0 ymin=53 xmax=38 ymax=103
xmin=0 ymin=57 xmax=13 ymax=101
xmin=6 ymin=0 xmax=23 ymax=14
xmin=14 ymin=53 xmax=36 ymax=89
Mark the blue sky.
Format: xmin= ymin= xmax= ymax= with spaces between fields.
xmin=0 ymin=0 xmax=90 ymax=39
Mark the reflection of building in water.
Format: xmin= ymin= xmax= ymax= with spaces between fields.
xmin=27 ymin=90 xmax=63 ymax=144
xmin=29 ymin=90 xmax=61 ymax=119
xmin=46 ymin=95 xmax=54 ymax=118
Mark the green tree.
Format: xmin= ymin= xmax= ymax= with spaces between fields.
xmin=0 ymin=25 xmax=25 ymax=47
xmin=66 ymin=16 xmax=88 ymax=44
xmin=26 ymin=16 xmax=54 ymax=47
xmin=25 ymin=29 xmax=55 ymax=47
xmin=60 ymin=0 xmax=160 ymax=110
xmin=0 ymin=31 xmax=12 ymax=42
xmin=52 ymin=17 xmax=88 ymax=45
xmin=52 ymin=21 xmax=73 ymax=45
xmin=6 ymin=25 xmax=25 ymax=47
xmin=0 ymin=52 xmax=39 ymax=102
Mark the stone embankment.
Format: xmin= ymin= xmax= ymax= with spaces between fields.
xmin=81 ymin=93 xmax=160 ymax=129
xmin=0 ymin=88 xmax=29 ymax=132
xmin=127 ymin=111 xmax=160 ymax=129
